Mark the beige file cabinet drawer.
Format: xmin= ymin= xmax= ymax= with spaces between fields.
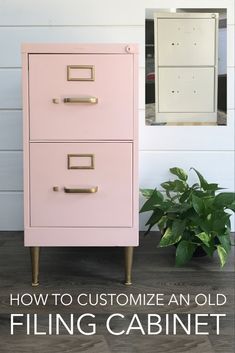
xmin=157 ymin=18 xmax=216 ymax=66
xmin=158 ymin=67 xmax=215 ymax=113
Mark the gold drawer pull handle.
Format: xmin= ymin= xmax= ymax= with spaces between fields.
xmin=64 ymin=186 xmax=98 ymax=193
xmin=63 ymin=97 xmax=98 ymax=104
xmin=52 ymin=98 xmax=60 ymax=104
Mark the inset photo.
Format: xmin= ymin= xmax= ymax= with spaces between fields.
xmin=145 ymin=8 xmax=227 ymax=126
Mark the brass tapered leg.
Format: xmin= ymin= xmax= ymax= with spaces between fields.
xmin=124 ymin=246 xmax=134 ymax=285
xmin=30 ymin=247 xmax=40 ymax=287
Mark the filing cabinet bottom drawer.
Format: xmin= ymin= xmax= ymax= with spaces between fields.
xmin=30 ymin=142 xmax=133 ymax=227
xmin=158 ymin=67 xmax=215 ymax=113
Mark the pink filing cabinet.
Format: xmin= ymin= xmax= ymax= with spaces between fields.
xmin=22 ymin=44 xmax=139 ymax=286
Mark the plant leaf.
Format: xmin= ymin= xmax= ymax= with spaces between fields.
xmin=157 ymin=215 xmax=168 ymax=231
xmin=203 ymin=196 xmax=215 ymax=211
xmin=202 ymin=244 xmax=215 ymax=257
xmin=179 ymin=189 xmax=191 ymax=203
xmin=145 ymin=209 xmax=164 ymax=226
xmin=175 ymin=240 xmax=197 ymax=266
xmin=195 ymin=232 xmax=211 ymax=247
xmin=158 ymin=200 xmax=174 ymax=212
xmin=192 ymin=194 xmax=205 ymax=215
xmin=216 ymin=245 xmax=228 ymax=268
xmin=188 ymin=212 xmax=210 ymax=233
xmin=214 ymin=192 xmax=235 ymax=209
xmin=159 ymin=227 xmax=182 ymax=247
xmin=162 ymin=180 xmax=187 ymax=193
xmin=193 ymin=190 xmax=207 ymax=198
xmin=206 ymin=183 xmax=224 ymax=192
xmin=144 ymin=209 xmax=164 ymax=235
xmin=140 ymin=189 xmax=164 ymax=213
xmin=167 ymin=202 xmax=191 ymax=214
xmin=173 ymin=180 xmax=187 ymax=193
xmin=212 ymin=212 xmax=231 ymax=234
xmin=140 ymin=188 xmax=155 ymax=200
xmin=229 ymin=201 xmax=235 ymax=212
xmin=172 ymin=219 xmax=186 ymax=237
xmin=217 ymin=232 xmax=231 ymax=254
xmin=191 ymin=168 xmax=208 ymax=190
xmin=144 ymin=223 xmax=155 ymax=235
xmin=161 ymin=181 xmax=175 ymax=191
xmin=170 ymin=167 xmax=188 ymax=181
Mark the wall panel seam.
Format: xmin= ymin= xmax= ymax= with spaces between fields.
xmin=0 ymin=191 xmax=23 ymax=193
xmin=140 ymin=150 xmax=235 ymax=152
xmin=0 ymin=108 xmax=22 ymax=111
xmin=0 ymin=150 xmax=22 ymax=152
xmin=0 ymin=190 xmax=23 ymax=192
xmin=0 ymin=25 xmax=144 ymax=28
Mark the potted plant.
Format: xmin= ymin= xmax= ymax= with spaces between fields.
xmin=140 ymin=167 xmax=235 ymax=267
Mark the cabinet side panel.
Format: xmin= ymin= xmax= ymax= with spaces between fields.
xmin=133 ymin=51 xmax=139 ymax=245
xmin=22 ymin=52 xmax=30 ymax=229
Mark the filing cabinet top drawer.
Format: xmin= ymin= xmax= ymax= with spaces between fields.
xmin=155 ymin=14 xmax=217 ymax=66
xmin=28 ymin=53 xmax=135 ymax=140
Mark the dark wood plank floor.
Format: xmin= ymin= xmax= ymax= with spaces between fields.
xmin=0 ymin=232 xmax=234 ymax=353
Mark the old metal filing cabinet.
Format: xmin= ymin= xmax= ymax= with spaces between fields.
xmin=154 ymin=12 xmax=219 ymax=123
xmin=22 ymin=44 xmax=139 ymax=286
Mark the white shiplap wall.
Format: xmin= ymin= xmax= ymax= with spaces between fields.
xmin=0 ymin=0 xmax=234 ymax=231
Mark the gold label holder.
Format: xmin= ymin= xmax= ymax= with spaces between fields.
xmin=67 ymin=154 xmax=94 ymax=170
xmin=67 ymin=65 xmax=95 ymax=81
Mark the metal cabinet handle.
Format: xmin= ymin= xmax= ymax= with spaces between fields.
xmin=63 ymin=97 xmax=98 ymax=104
xmin=64 ymin=186 xmax=98 ymax=193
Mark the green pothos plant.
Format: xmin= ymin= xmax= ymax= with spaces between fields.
xmin=140 ymin=167 xmax=235 ymax=267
